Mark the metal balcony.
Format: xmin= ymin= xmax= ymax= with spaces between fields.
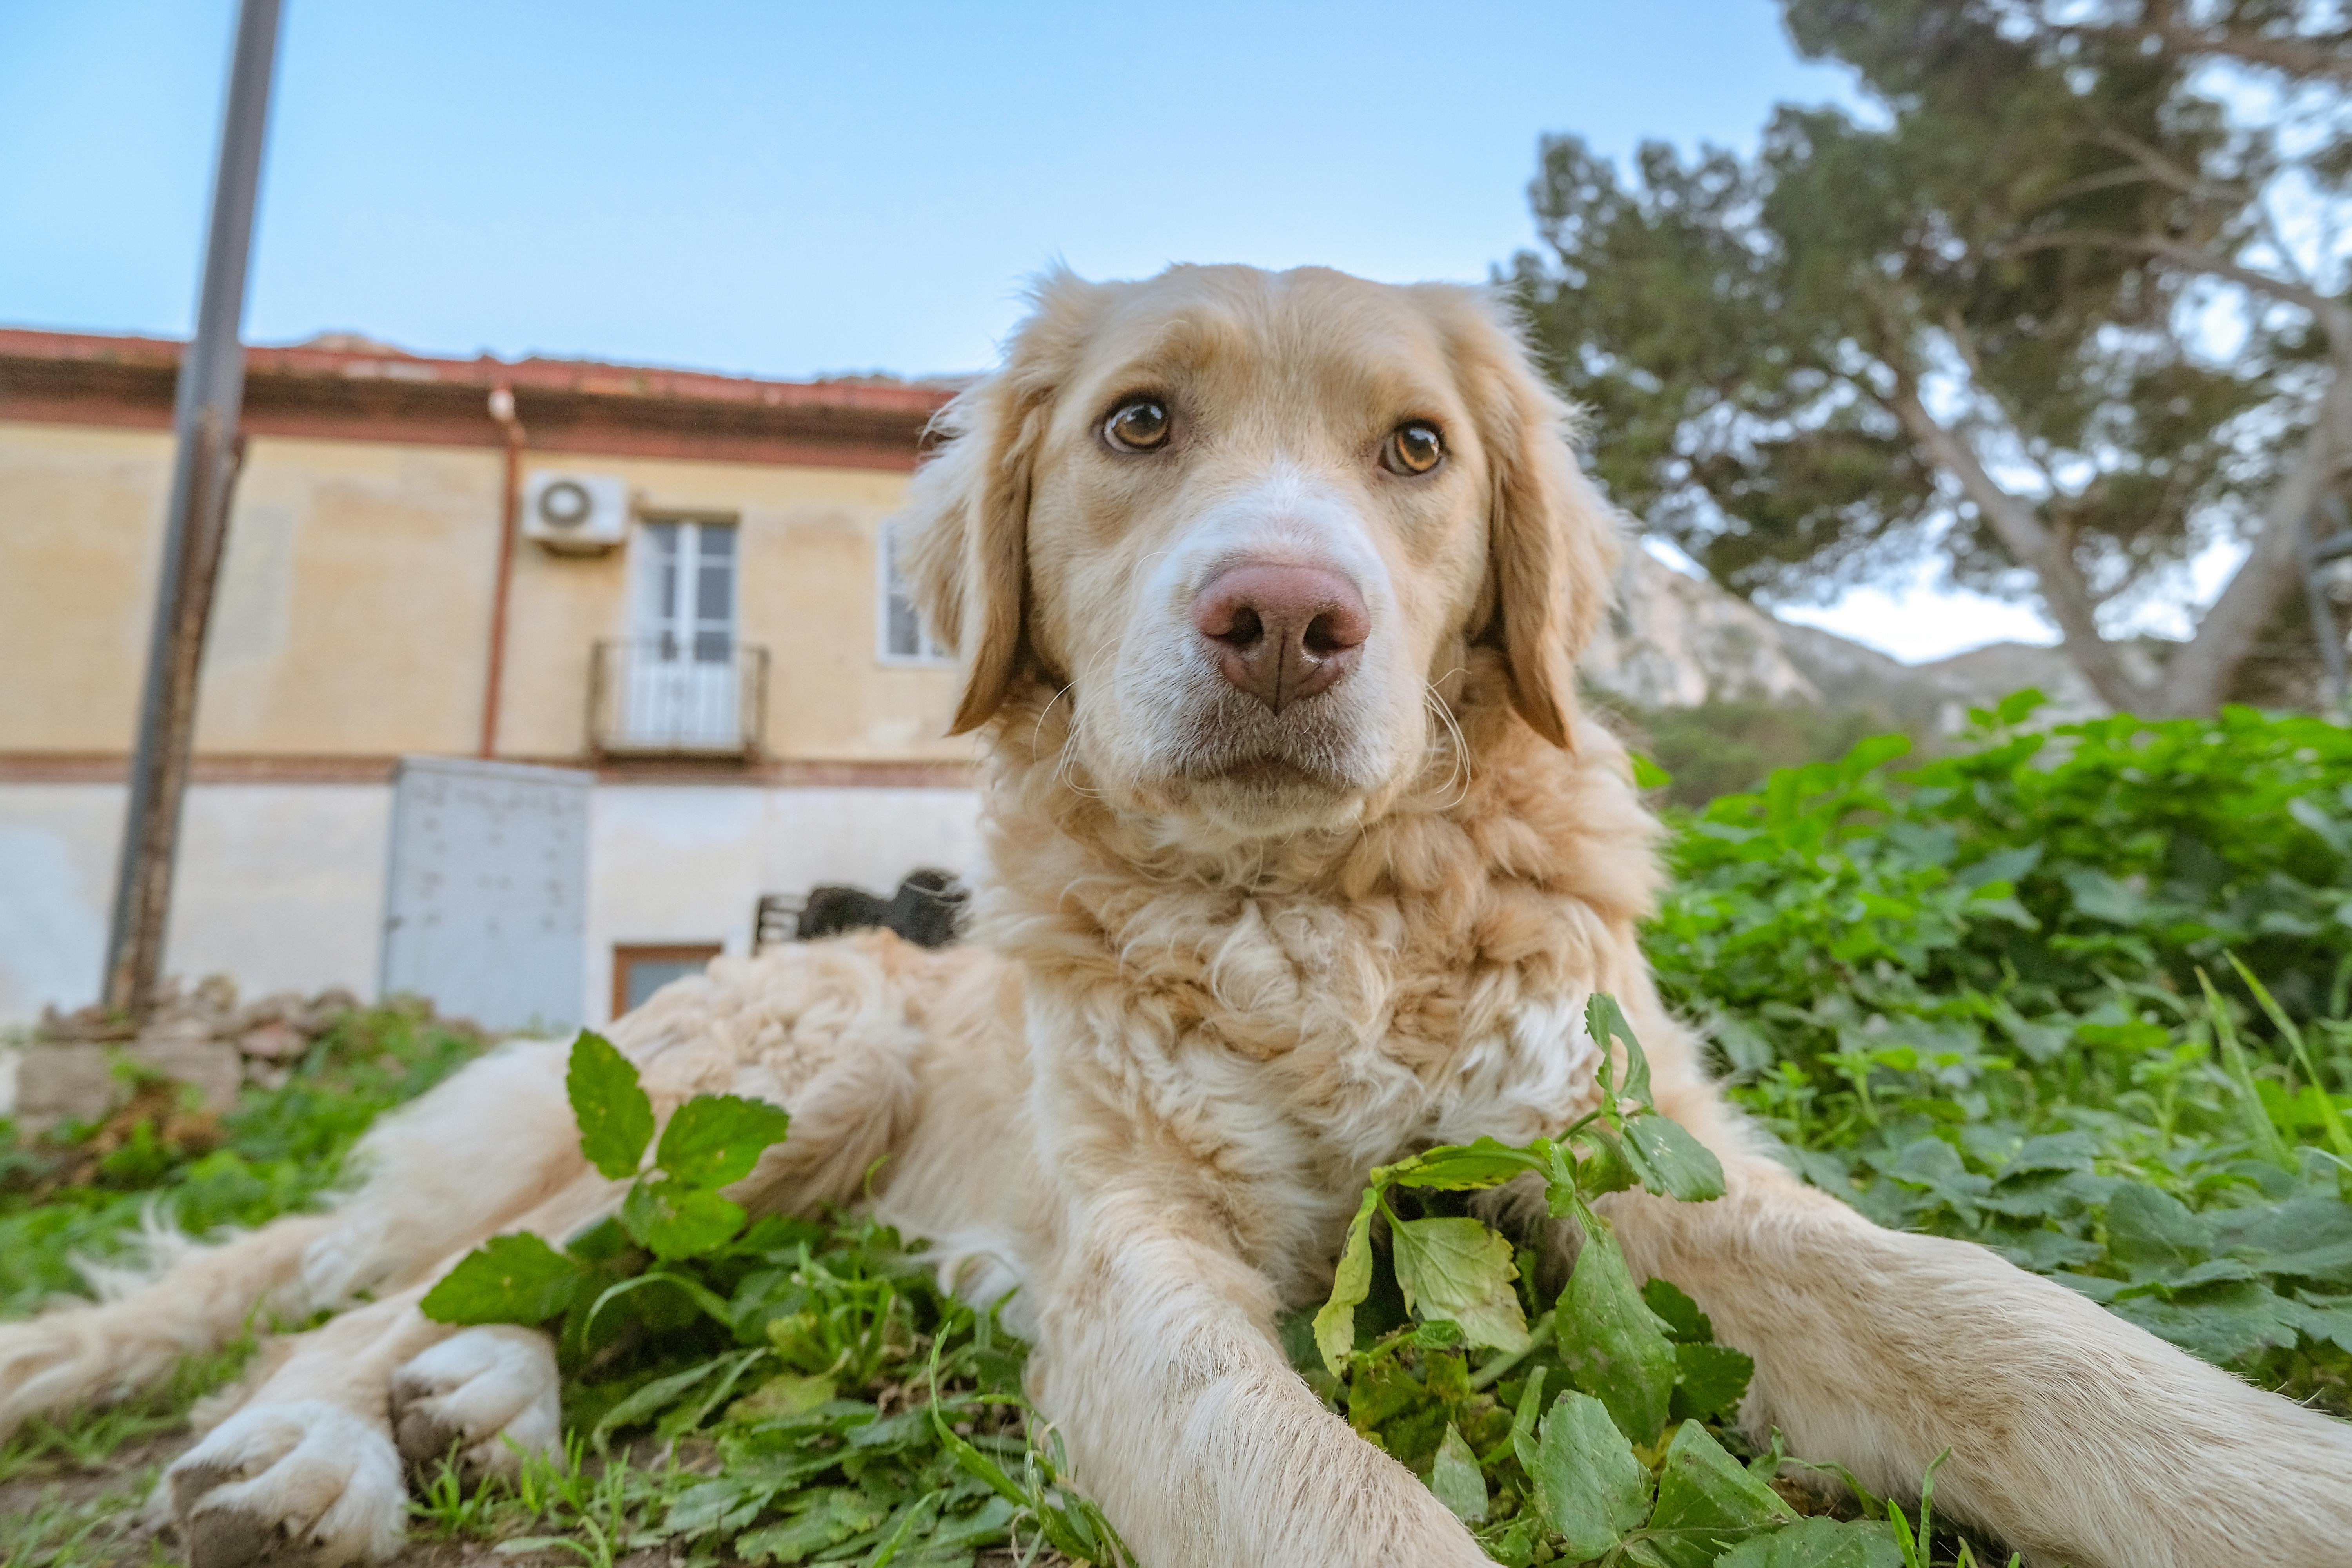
xmin=588 ymin=638 xmax=769 ymax=758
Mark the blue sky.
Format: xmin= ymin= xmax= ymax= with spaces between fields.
xmin=0 ymin=0 xmax=2060 ymax=659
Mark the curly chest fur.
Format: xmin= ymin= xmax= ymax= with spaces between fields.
xmin=1005 ymin=864 xmax=1611 ymax=1296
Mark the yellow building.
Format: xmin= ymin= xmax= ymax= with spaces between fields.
xmin=0 ymin=328 xmax=984 ymax=1027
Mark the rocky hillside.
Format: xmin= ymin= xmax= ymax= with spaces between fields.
xmin=1585 ymin=547 xmax=2103 ymax=728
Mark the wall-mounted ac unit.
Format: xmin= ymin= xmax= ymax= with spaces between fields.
xmin=522 ymin=471 xmax=630 ymax=554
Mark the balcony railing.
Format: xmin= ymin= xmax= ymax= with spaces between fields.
xmin=588 ymin=639 xmax=769 ymax=757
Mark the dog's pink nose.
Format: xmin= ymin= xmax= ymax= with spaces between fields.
xmin=1190 ymin=562 xmax=1369 ymax=713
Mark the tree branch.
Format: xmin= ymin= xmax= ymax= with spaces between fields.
xmin=2059 ymin=20 xmax=2352 ymax=86
xmin=2161 ymin=371 xmax=2352 ymax=714
xmin=2085 ymin=125 xmax=2252 ymax=211
xmin=1996 ymin=230 xmax=2352 ymax=344
xmin=1941 ymin=309 xmax=2065 ymax=501
xmin=1882 ymin=379 xmax=2156 ymax=712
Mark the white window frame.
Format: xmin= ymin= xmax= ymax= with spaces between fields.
xmin=877 ymin=528 xmax=953 ymax=666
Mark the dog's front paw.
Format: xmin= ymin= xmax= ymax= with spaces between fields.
xmin=167 ymin=1400 xmax=406 ymax=1568
xmin=390 ymin=1325 xmax=560 ymax=1483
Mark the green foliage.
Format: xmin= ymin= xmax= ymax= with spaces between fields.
xmin=1652 ymin=699 xmax=2352 ymax=1414
xmin=0 ymin=999 xmax=481 ymax=1319
xmin=1306 ymin=1000 xmax=1912 ymax=1565
xmin=419 ymin=1032 xmax=1127 ymax=1566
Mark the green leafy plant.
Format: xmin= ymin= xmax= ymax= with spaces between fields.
xmin=1644 ymin=701 xmax=2352 ymax=1417
xmin=416 ymin=1030 xmax=1129 ymax=1566
xmin=1305 ymin=996 xmax=1936 ymax=1566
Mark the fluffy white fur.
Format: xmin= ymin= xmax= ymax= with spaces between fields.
xmin=2 ymin=265 xmax=2347 ymax=1568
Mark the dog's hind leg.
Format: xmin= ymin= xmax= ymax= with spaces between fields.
xmin=1605 ymin=1069 xmax=2352 ymax=1568
xmin=0 ymin=1037 xmax=586 ymax=1441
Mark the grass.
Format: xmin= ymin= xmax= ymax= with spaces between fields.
xmin=2 ymin=694 xmax=2347 ymax=1566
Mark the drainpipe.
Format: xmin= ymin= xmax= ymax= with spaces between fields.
xmin=480 ymin=385 xmax=526 ymax=757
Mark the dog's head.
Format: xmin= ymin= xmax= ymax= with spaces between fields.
xmin=895 ymin=264 xmax=1619 ymax=838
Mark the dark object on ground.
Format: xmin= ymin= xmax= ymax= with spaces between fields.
xmin=796 ymin=869 xmax=965 ymax=948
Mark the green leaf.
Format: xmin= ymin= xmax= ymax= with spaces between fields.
xmin=927 ymin=1496 xmax=1018 ymax=1554
xmin=1569 ymin=1123 xmax=1638 ymax=1200
xmin=734 ymin=1382 xmax=847 ymax=1429
xmin=1671 ymin=1341 xmax=1755 ymax=1421
xmin=2104 ymin=1183 xmax=2210 ymax=1276
xmin=2111 ymin=1279 xmax=2306 ymax=1365
xmin=736 ymin=1488 xmax=892 ymax=1563
xmin=1314 ymin=1188 xmax=1380 ymax=1374
xmin=655 ymin=1093 xmax=793 ymax=1188
xmin=1631 ymin=751 xmax=1675 ymax=790
xmin=1556 ymin=1227 xmax=1675 ymax=1443
xmin=418 ymin=1232 xmax=583 ymax=1325
xmin=1383 ymin=1137 xmax=1546 ymax=1191
xmin=1587 ymin=992 xmax=1652 ymax=1114
xmin=1429 ymin=1423 xmax=1489 ymax=1523
xmin=1389 ymin=1215 xmax=1530 ymax=1353
xmin=2292 ymin=1292 xmax=2352 ymax=1354
xmin=1621 ymin=1113 xmax=1728 ymax=1201
xmin=1641 ymin=1278 xmax=1713 ymax=1343
xmin=1715 ymin=1517 xmax=1907 ymax=1567
xmin=568 ymin=1030 xmax=655 ymax=1180
xmin=592 ymin=1356 xmax=735 ymax=1444
xmin=621 ymin=1175 xmax=747 ymax=1259
xmin=1840 ymin=733 xmax=1912 ymax=777
xmin=581 ymin=1268 xmax=736 ymax=1337
xmin=2218 ymin=1196 xmax=2352 ymax=1285
xmin=1530 ymin=1390 xmax=1652 ymax=1559
xmin=1991 ymin=689 xmax=2045 ymax=728
xmin=1639 ymin=1421 xmax=1798 ymax=1568
xmin=1509 ymin=1367 xmax=1550 ymax=1478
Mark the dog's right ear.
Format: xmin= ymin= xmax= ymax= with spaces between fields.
xmin=892 ymin=270 xmax=1102 ymax=735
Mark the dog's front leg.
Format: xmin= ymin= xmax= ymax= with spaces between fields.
xmin=1023 ymin=1190 xmax=1486 ymax=1568
xmin=1605 ymin=1145 xmax=2352 ymax=1568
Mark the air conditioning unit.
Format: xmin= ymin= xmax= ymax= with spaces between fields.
xmin=522 ymin=471 xmax=630 ymax=554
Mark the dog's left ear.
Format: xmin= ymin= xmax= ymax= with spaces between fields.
xmin=891 ymin=270 xmax=1104 ymax=735
xmin=1455 ymin=294 xmax=1621 ymax=750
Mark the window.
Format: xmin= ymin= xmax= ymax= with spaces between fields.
xmin=878 ymin=532 xmax=951 ymax=664
xmin=612 ymin=943 xmax=724 ymax=1017
xmin=618 ymin=518 xmax=745 ymax=750
xmin=635 ymin=518 xmax=737 ymax=662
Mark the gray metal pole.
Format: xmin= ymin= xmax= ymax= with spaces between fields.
xmin=103 ymin=0 xmax=284 ymax=1014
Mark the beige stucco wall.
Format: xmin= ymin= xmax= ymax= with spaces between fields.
xmin=0 ymin=781 xmax=391 ymax=1022
xmin=0 ymin=420 xmax=976 ymax=764
xmin=0 ymin=423 xmax=174 ymax=750
xmin=0 ymin=423 xmax=499 ymax=756
xmin=201 ymin=438 xmax=504 ymax=753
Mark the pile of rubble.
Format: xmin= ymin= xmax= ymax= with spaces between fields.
xmin=4 ymin=977 xmax=365 ymax=1136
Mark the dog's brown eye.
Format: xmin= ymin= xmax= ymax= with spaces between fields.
xmin=1105 ymin=397 xmax=1171 ymax=452
xmin=1384 ymin=421 xmax=1443 ymax=475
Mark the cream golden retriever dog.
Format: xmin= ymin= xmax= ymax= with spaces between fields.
xmin=4 ymin=265 xmax=2350 ymax=1568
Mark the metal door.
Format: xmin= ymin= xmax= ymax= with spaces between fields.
xmin=624 ymin=520 xmax=739 ymax=748
xmin=380 ymin=756 xmax=592 ymax=1031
